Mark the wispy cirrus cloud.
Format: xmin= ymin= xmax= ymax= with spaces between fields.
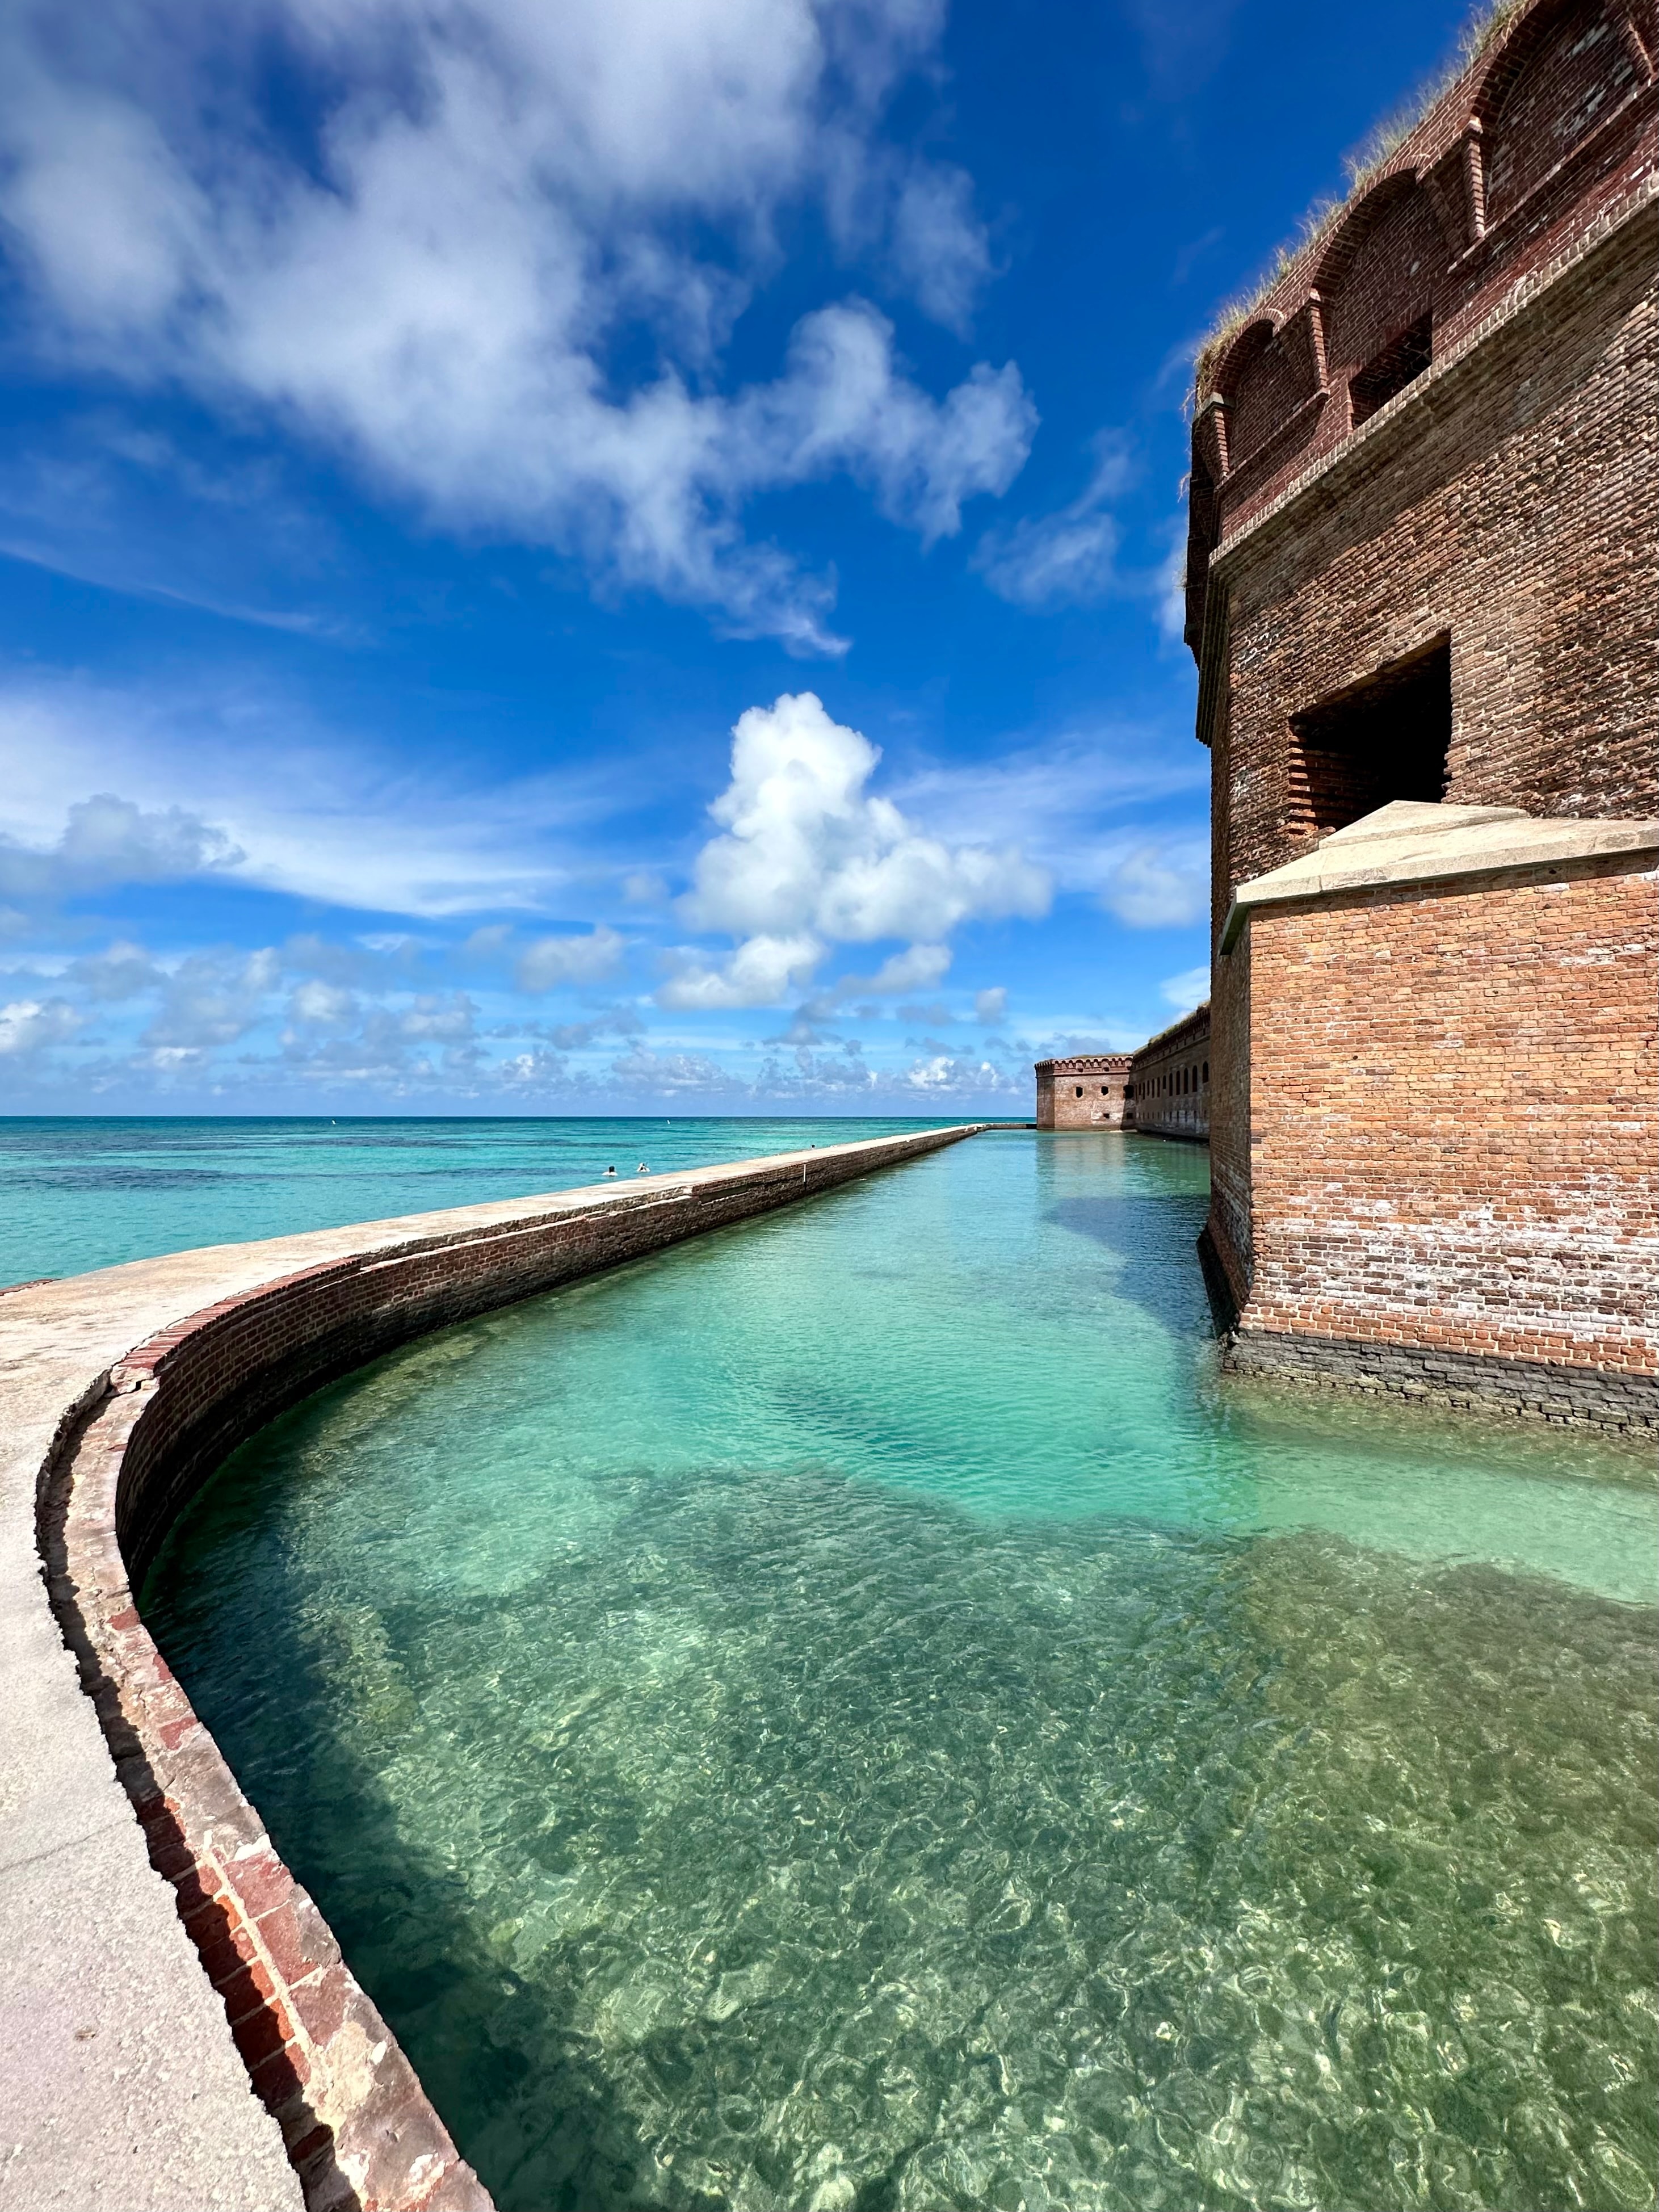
xmin=0 ymin=672 xmax=645 ymax=920
xmin=973 ymin=432 xmax=1134 ymax=610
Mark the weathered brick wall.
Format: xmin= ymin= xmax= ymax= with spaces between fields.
xmin=1129 ymin=1007 xmax=1212 ymax=1141
xmin=1228 ymin=861 xmax=1657 ymax=1421
xmin=1206 ymin=949 xmax=1251 ymax=1309
xmin=39 ymin=1127 xmax=981 ymax=2212
xmin=1187 ymin=0 xmax=1657 ymax=637
xmin=1035 ymin=1054 xmax=1132 ymax=1128
xmin=1209 ymin=206 xmax=1657 ymax=905
xmin=1182 ymin=0 xmax=1658 ymax=1420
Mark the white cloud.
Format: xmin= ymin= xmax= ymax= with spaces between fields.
xmin=974 ymin=433 xmax=1134 ymax=609
xmin=66 ymin=939 xmax=165 ymax=1000
xmin=1101 ymin=840 xmax=1208 ymax=929
xmin=286 ymin=979 xmax=358 ymax=1029
xmin=657 ymin=931 xmax=826 ymax=1010
xmin=517 ymin=926 xmax=626 ymax=993
xmin=657 ymin=692 xmax=1047 ymax=1010
xmin=0 ymin=997 xmax=81 ymax=1056
xmin=1160 ymin=963 xmax=1211 ymax=1012
xmin=607 ymin=1044 xmax=743 ymax=1095
xmin=888 ymin=726 xmax=1207 ymax=896
xmin=397 ymin=993 xmax=477 ymax=1042
xmin=865 ymin=943 xmax=952 ymax=993
xmin=143 ymin=947 xmax=280 ymax=1053
xmin=902 ymin=1053 xmax=1020 ymax=1094
xmin=681 ymin=691 xmax=1049 ymax=956
xmin=0 ymin=0 xmax=1033 ymax=651
xmin=887 ymin=165 xmax=993 ymax=334
xmin=0 ymin=673 xmax=635 ymax=920
xmin=0 ymin=793 xmax=241 ymax=899
xmin=621 ymin=872 xmax=670 ymax=907
xmin=974 ymin=985 xmax=1007 ymax=1024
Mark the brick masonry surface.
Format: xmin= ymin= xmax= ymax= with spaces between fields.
xmin=1211 ymin=863 xmax=1658 ymax=1427
xmin=1128 ymin=1007 xmax=1212 ymax=1143
xmin=1203 ymin=202 xmax=1657 ymax=917
xmin=32 ymin=1127 xmax=983 ymax=2212
xmin=1183 ymin=0 xmax=1658 ymax=1422
xmin=1035 ymin=1053 xmax=1132 ymax=1128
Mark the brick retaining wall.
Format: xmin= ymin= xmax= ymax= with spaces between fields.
xmin=1128 ymin=1006 xmax=1212 ymax=1143
xmin=1216 ymin=859 xmax=1657 ymax=1429
xmin=34 ymin=1127 xmax=982 ymax=2212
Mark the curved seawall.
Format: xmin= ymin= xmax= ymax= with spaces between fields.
xmin=1 ymin=1126 xmax=984 ymax=2212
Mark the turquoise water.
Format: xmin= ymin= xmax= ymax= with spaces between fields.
xmin=0 ymin=1115 xmax=940 ymax=1283
xmin=146 ymin=1132 xmax=1658 ymax=2211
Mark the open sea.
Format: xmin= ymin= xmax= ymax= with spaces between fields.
xmin=0 ymin=1115 xmax=938 ymax=1286
xmin=129 ymin=1123 xmax=1658 ymax=2212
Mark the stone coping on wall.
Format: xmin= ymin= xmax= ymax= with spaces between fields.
xmin=1220 ymin=800 xmax=1659 ymax=950
xmin=1 ymin=1125 xmax=984 ymax=2212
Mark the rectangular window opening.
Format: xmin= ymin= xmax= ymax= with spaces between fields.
xmin=1350 ymin=313 xmax=1433 ymax=427
xmin=1288 ymin=634 xmax=1451 ymax=839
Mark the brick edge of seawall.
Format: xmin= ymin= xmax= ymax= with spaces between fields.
xmin=32 ymin=1125 xmax=986 ymax=2212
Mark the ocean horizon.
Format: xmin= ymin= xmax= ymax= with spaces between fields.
xmin=0 ymin=1112 xmax=978 ymax=1286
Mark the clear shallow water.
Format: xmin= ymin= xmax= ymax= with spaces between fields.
xmin=0 ymin=1115 xmax=937 ymax=1283
xmin=147 ymin=1132 xmax=1658 ymax=2212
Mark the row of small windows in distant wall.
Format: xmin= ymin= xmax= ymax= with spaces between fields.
xmin=1148 ymin=1060 xmax=1208 ymax=1098
xmin=1067 ymin=1060 xmax=1207 ymax=1102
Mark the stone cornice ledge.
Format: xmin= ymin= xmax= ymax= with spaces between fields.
xmin=1208 ymin=170 xmax=1659 ymax=577
xmin=1220 ymin=801 xmax=1659 ymax=952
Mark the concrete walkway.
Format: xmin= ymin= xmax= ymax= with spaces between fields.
xmin=0 ymin=1132 xmax=978 ymax=2207
xmin=0 ymin=1236 xmax=326 ymax=2209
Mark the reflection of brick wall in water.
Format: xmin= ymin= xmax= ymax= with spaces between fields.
xmin=1180 ymin=0 xmax=1658 ymax=1425
xmin=1035 ymin=1055 xmax=1131 ymax=1129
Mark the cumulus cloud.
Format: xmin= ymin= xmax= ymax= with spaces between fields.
xmin=507 ymin=1006 xmax=644 ymax=1051
xmin=822 ymin=943 xmax=952 ymax=998
xmin=285 ymin=979 xmax=359 ymax=1030
xmin=0 ymin=794 xmax=241 ymax=899
xmin=669 ymin=691 xmax=1048 ymax=1009
xmin=0 ymin=0 xmax=1033 ymax=651
xmin=903 ymin=1053 xmax=1020 ymax=1094
xmin=658 ymin=931 xmax=826 ymax=1011
xmin=66 ymin=939 xmax=165 ymax=1000
xmin=608 ymin=1045 xmax=742 ymax=1095
xmin=516 ymin=925 xmax=626 ymax=993
xmin=1101 ymin=840 xmax=1208 ymax=929
xmin=143 ymin=947 xmax=279 ymax=1054
xmin=974 ymin=433 xmax=1134 ymax=610
xmin=1161 ymin=963 xmax=1210 ymax=1011
xmin=0 ymin=997 xmax=81 ymax=1056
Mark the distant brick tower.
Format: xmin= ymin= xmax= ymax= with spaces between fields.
xmin=1035 ymin=1053 xmax=1132 ymax=1128
xmin=1182 ymin=0 xmax=1658 ymax=1425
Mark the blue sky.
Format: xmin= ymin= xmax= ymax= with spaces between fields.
xmin=0 ymin=0 xmax=1469 ymax=1116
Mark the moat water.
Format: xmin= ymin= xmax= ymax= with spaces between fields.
xmin=145 ymin=1131 xmax=1657 ymax=2212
